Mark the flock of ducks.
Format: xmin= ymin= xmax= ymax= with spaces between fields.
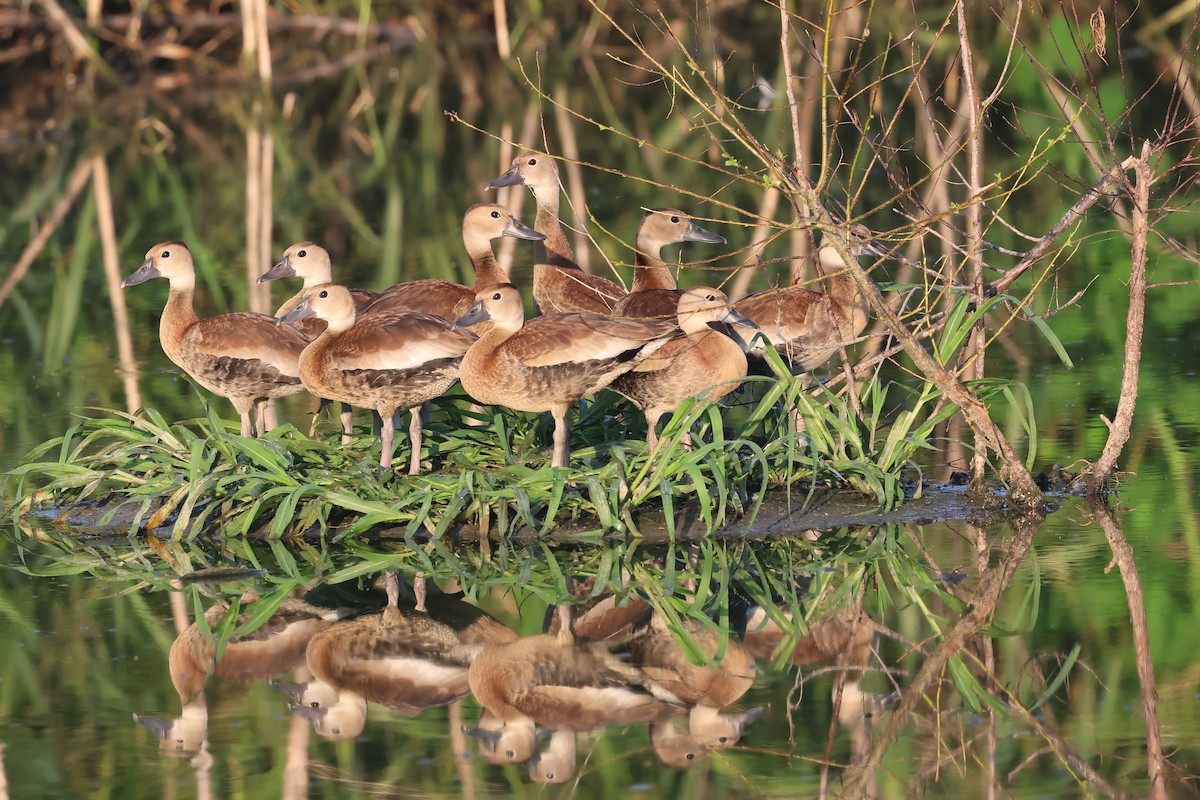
xmin=121 ymin=150 xmax=877 ymax=473
xmin=137 ymin=573 xmax=881 ymax=782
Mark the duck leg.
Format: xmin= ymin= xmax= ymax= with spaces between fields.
xmin=550 ymin=406 xmax=571 ymax=468
xmin=413 ymin=572 xmax=427 ymax=613
xmin=645 ymin=409 xmax=665 ymax=455
xmin=407 ymin=405 xmax=424 ymax=476
xmin=379 ymin=409 xmax=396 ymax=471
xmin=232 ymin=397 xmax=257 ymax=437
xmin=340 ymin=402 xmax=354 ymax=445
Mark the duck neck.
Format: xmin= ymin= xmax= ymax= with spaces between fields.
xmin=161 ymin=282 xmax=200 ymax=362
xmin=467 ymin=248 xmax=508 ymax=291
xmin=824 ymin=265 xmax=870 ymax=336
xmin=298 ymin=328 xmax=340 ymax=382
xmin=530 ymin=183 xmax=578 ymax=270
xmin=632 ymin=241 xmax=675 ymax=292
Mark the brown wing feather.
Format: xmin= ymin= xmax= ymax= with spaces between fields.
xmin=329 ymin=313 xmax=474 ymax=371
xmin=613 ymin=289 xmax=682 ymax=320
xmin=534 ymin=266 xmax=627 ymax=314
xmin=187 ymin=312 xmax=309 ymax=375
xmin=365 ymin=280 xmax=473 ymax=321
xmin=509 ymin=314 xmax=677 ymax=367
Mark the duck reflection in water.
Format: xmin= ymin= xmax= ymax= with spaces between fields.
xmin=136 ymin=588 xmax=349 ymax=754
xmin=616 ymin=611 xmax=766 ymax=763
xmin=464 ymin=604 xmax=682 ymax=765
xmin=290 ymin=572 xmax=517 ymax=741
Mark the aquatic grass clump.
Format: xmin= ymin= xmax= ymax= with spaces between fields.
xmin=4 ymin=361 xmax=1012 ymax=539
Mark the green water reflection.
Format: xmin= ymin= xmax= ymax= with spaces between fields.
xmin=5 ymin=1 xmax=1200 ymax=797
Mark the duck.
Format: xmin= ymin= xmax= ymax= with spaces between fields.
xmin=167 ymin=591 xmax=344 ymax=705
xmin=486 ymin=151 xmax=627 ymax=314
xmin=527 ymin=728 xmax=577 ymax=784
xmin=362 ymin=203 xmax=545 ymax=322
xmin=465 ymin=605 xmax=681 ymax=764
xmin=615 ymin=612 xmax=764 ymax=749
xmin=296 ymin=572 xmax=517 ymax=740
xmin=735 ymin=231 xmax=876 ymax=375
xmin=122 ymin=241 xmax=310 ymax=437
xmin=276 ymin=284 xmax=474 ymax=474
xmin=258 ymin=242 xmax=378 ymax=339
xmin=451 ymin=283 xmax=679 ymax=468
xmin=136 ymin=590 xmax=346 ymax=754
xmin=259 ymin=242 xmax=379 ymax=443
xmin=612 ymin=209 xmax=726 ymax=320
xmin=611 ymin=287 xmax=756 ymax=452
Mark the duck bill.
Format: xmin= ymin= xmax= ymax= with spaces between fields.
xmin=121 ymin=258 xmax=160 ymax=288
xmin=276 ymin=299 xmax=315 ymax=326
xmin=718 ymin=306 xmax=758 ymax=330
xmin=258 ymin=256 xmax=295 ymax=283
xmin=133 ymin=713 xmax=174 ymax=740
xmin=682 ymin=222 xmax=726 ymax=245
xmin=270 ymin=680 xmax=307 ymax=704
xmin=486 ymin=167 xmax=525 ymax=190
xmin=290 ymin=704 xmax=328 ymax=727
xmin=504 ymin=216 xmax=546 ymax=242
xmin=462 ymin=726 xmax=502 ymax=752
xmin=729 ymin=704 xmax=769 ymax=733
xmin=452 ymin=301 xmax=491 ymax=329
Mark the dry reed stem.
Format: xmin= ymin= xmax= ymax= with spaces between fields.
xmin=726 ymin=187 xmax=780 ymax=300
xmin=494 ymin=102 xmax=540 ymax=275
xmin=448 ymin=700 xmax=477 ymax=800
xmin=0 ymin=742 xmax=6 ymax=800
xmin=37 ymin=0 xmax=96 ymax=63
xmin=1091 ymin=501 xmax=1168 ymax=798
xmin=956 ymin=3 xmax=989 ymax=484
xmin=554 ymin=88 xmax=593 ymax=273
xmin=0 ymin=158 xmax=93 ymax=311
xmin=1087 ymin=142 xmax=1151 ymax=496
xmin=492 ymin=0 xmax=510 ymax=60
xmin=282 ymin=668 xmax=313 ymax=800
xmin=91 ymin=154 xmax=143 ymax=415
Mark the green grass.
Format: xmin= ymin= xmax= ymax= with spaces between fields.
xmin=4 ymin=347 xmax=1020 ymax=541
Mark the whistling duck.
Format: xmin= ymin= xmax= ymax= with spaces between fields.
xmin=617 ymin=612 xmax=763 ymax=748
xmin=452 ymin=283 xmax=678 ymax=468
xmin=363 ymin=203 xmax=545 ymax=322
xmin=543 ymin=578 xmax=652 ymax=643
xmin=137 ymin=591 xmax=345 ymax=753
xmin=121 ymin=241 xmax=310 ymax=437
xmin=258 ymin=242 xmax=378 ymax=337
xmin=295 ymin=573 xmax=515 ymax=740
xmin=732 ymin=598 xmax=875 ymax=671
xmin=259 ymin=242 xmax=378 ymax=443
xmin=166 ymin=592 xmax=342 ymax=705
xmin=736 ymin=233 xmax=875 ymax=374
xmin=465 ymin=605 xmax=680 ymax=764
xmin=611 ymin=287 xmax=755 ymax=453
xmin=528 ymin=728 xmax=577 ymax=784
xmin=277 ymin=285 xmax=474 ymax=474
xmin=613 ymin=209 xmax=726 ymax=320
xmin=486 ymin=151 xmax=627 ymax=314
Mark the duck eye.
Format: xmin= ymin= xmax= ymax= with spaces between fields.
xmin=331 ymin=728 xmax=340 ymax=736
xmin=491 ymin=210 xmax=501 ymax=218
xmin=546 ymin=772 xmax=555 ymax=780
xmin=310 ymin=701 xmax=319 ymax=708
xmin=505 ymin=749 xmax=515 ymax=759
xmin=718 ymin=736 xmax=728 ymax=743
xmin=707 ymin=294 xmax=717 ymax=301
xmin=492 ymin=292 xmax=502 ymax=300
xmin=161 ymin=250 xmax=170 ymax=258
xmin=527 ymin=158 xmax=537 ymax=166
xmin=686 ymin=752 xmax=696 ymax=760
xmin=318 ymin=290 xmax=329 ymax=298
xmin=298 ymin=249 xmax=307 ymax=258
xmin=671 ymin=216 xmax=680 ymax=223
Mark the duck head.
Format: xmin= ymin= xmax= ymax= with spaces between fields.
xmin=260 ymin=242 xmax=334 ymax=285
xmin=122 ymin=241 xmax=193 ymax=288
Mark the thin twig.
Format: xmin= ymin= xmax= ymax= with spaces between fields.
xmin=0 ymin=158 xmax=94 ymax=311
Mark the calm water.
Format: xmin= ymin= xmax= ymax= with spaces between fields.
xmin=4 ymin=5 xmax=1200 ymax=797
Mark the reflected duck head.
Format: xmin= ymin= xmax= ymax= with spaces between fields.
xmin=291 ymin=695 xmax=367 ymax=741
